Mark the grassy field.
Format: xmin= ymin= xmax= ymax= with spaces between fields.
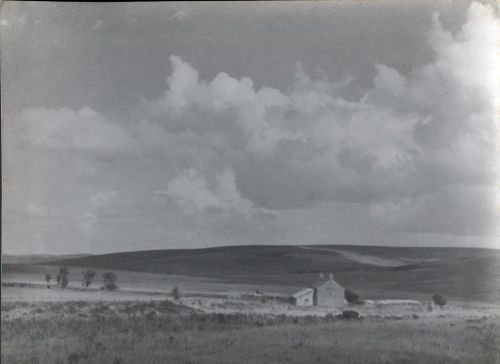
xmin=33 ymin=245 xmax=500 ymax=302
xmin=2 ymin=300 xmax=500 ymax=364
xmin=2 ymin=246 xmax=500 ymax=363
xmin=1 ymin=264 xmax=302 ymax=302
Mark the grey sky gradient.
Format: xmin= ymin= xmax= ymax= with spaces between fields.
xmin=2 ymin=1 xmax=498 ymax=254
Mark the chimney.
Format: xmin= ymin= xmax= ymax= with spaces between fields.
xmin=329 ymin=273 xmax=333 ymax=281
xmin=319 ymin=272 xmax=325 ymax=280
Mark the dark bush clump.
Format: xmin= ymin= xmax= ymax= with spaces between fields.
xmin=171 ymin=286 xmax=180 ymax=300
xmin=344 ymin=289 xmax=364 ymax=304
xmin=432 ymin=294 xmax=447 ymax=309
xmin=341 ymin=310 xmax=360 ymax=320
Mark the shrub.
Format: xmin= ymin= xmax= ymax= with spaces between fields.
xmin=81 ymin=269 xmax=97 ymax=288
xmin=58 ymin=267 xmax=69 ymax=288
xmin=102 ymin=272 xmax=118 ymax=291
xmin=171 ymin=286 xmax=180 ymax=300
xmin=344 ymin=289 xmax=364 ymax=304
xmin=341 ymin=310 xmax=360 ymax=320
xmin=432 ymin=294 xmax=447 ymax=308
xmin=323 ymin=313 xmax=336 ymax=322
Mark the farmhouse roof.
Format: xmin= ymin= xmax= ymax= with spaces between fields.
xmin=311 ymin=277 xmax=343 ymax=289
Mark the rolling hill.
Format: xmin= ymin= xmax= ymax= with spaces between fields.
xmin=32 ymin=245 xmax=500 ymax=303
xmin=2 ymin=254 xmax=92 ymax=265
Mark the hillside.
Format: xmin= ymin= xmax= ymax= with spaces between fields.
xmin=35 ymin=245 xmax=500 ymax=303
xmin=2 ymin=254 xmax=92 ymax=265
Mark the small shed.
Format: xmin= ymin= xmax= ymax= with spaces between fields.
xmin=291 ymin=288 xmax=314 ymax=306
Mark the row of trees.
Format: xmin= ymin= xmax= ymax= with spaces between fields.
xmin=45 ymin=268 xmax=180 ymax=298
xmin=45 ymin=268 xmax=118 ymax=290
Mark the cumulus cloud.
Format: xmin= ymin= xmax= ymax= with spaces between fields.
xmin=159 ymin=168 xmax=259 ymax=216
xmin=146 ymin=2 xmax=497 ymax=235
xmin=9 ymin=2 xmax=498 ymax=243
xmin=91 ymin=19 xmax=103 ymax=30
xmin=14 ymin=107 xmax=133 ymax=153
xmin=76 ymin=190 xmax=118 ymax=235
xmin=89 ymin=190 xmax=118 ymax=210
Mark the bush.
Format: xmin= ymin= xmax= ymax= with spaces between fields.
xmin=432 ymin=294 xmax=447 ymax=308
xmin=344 ymin=289 xmax=364 ymax=304
xmin=81 ymin=269 xmax=97 ymax=288
xmin=171 ymin=287 xmax=180 ymax=300
xmin=323 ymin=313 xmax=336 ymax=322
xmin=102 ymin=272 xmax=118 ymax=291
xmin=58 ymin=267 xmax=69 ymax=288
xmin=341 ymin=310 xmax=360 ymax=320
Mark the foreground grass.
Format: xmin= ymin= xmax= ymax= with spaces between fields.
xmin=2 ymin=301 xmax=500 ymax=364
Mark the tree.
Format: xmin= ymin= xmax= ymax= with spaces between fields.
xmin=171 ymin=286 xmax=180 ymax=300
xmin=344 ymin=289 xmax=363 ymax=304
xmin=432 ymin=294 xmax=447 ymax=309
xmin=45 ymin=274 xmax=52 ymax=288
xmin=102 ymin=272 xmax=118 ymax=291
xmin=59 ymin=267 xmax=69 ymax=288
xmin=81 ymin=269 xmax=97 ymax=288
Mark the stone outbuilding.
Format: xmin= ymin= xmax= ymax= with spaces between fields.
xmin=291 ymin=288 xmax=314 ymax=306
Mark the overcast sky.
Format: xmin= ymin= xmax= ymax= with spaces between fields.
xmin=2 ymin=1 xmax=498 ymax=254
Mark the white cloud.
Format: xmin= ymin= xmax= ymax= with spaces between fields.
xmin=145 ymin=2 xmax=497 ymax=236
xmin=15 ymin=107 xmax=133 ymax=153
xmin=164 ymin=168 xmax=256 ymax=215
xmin=7 ymin=2 xmax=498 ymax=246
xmin=91 ymin=20 xmax=103 ymax=30
xmin=89 ymin=190 xmax=118 ymax=209
xmin=373 ymin=64 xmax=407 ymax=97
xmin=25 ymin=203 xmax=61 ymax=218
xmin=168 ymin=9 xmax=191 ymax=21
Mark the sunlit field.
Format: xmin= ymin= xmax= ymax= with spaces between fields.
xmin=2 ymin=298 xmax=500 ymax=364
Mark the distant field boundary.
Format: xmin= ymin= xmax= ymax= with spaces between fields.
xmin=1 ymin=281 xmax=290 ymax=302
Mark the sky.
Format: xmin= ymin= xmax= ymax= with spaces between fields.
xmin=1 ymin=1 xmax=499 ymax=254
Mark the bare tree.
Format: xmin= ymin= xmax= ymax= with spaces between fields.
xmin=45 ymin=273 xmax=52 ymax=288
xmin=171 ymin=286 xmax=180 ymax=300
